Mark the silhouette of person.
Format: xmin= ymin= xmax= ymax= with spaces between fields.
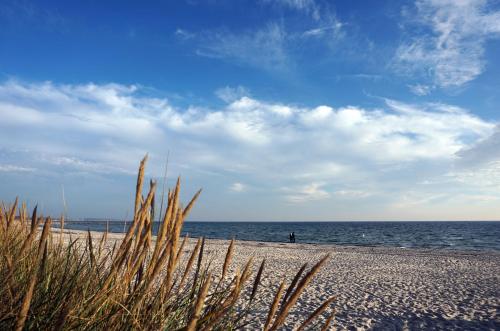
xmin=290 ymin=231 xmax=296 ymax=243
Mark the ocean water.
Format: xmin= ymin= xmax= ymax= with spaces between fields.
xmin=57 ymin=220 xmax=500 ymax=252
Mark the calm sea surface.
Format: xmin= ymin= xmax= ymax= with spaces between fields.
xmin=57 ymin=221 xmax=500 ymax=252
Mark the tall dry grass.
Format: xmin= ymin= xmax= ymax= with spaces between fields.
xmin=0 ymin=156 xmax=335 ymax=330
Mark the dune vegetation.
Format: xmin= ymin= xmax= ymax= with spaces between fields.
xmin=0 ymin=156 xmax=334 ymax=330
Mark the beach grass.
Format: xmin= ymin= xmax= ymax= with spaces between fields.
xmin=0 ymin=156 xmax=334 ymax=330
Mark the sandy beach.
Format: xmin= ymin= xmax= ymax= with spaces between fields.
xmin=62 ymin=229 xmax=500 ymax=330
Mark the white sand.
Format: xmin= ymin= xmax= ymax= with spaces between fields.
xmin=63 ymin=230 xmax=500 ymax=330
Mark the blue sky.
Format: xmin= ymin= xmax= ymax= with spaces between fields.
xmin=1 ymin=0 xmax=500 ymax=221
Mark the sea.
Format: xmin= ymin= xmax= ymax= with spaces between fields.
xmin=57 ymin=220 xmax=500 ymax=252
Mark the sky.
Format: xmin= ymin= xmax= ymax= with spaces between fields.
xmin=1 ymin=0 xmax=500 ymax=221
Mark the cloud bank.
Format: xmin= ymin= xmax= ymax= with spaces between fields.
xmin=0 ymin=80 xmax=498 ymax=219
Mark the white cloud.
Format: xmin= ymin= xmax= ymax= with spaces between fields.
xmin=456 ymin=126 xmax=500 ymax=167
xmin=0 ymin=80 xmax=498 ymax=217
xmin=262 ymin=0 xmax=320 ymax=20
xmin=302 ymin=23 xmax=343 ymax=38
xmin=0 ymin=164 xmax=35 ymax=172
xmin=175 ymin=28 xmax=195 ymax=40
xmin=1 ymin=80 xmax=494 ymax=168
xmin=45 ymin=156 xmax=134 ymax=175
xmin=196 ymin=22 xmax=289 ymax=71
xmin=215 ymin=86 xmax=250 ymax=103
xmin=390 ymin=191 xmax=448 ymax=209
xmin=334 ymin=190 xmax=373 ymax=199
xmin=395 ymin=0 xmax=500 ymax=88
xmin=447 ymin=161 xmax=500 ymax=188
xmin=178 ymin=1 xmax=343 ymax=72
xmin=229 ymin=182 xmax=246 ymax=192
xmin=284 ymin=182 xmax=330 ymax=202
xmin=408 ymin=83 xmax=432 ymax=96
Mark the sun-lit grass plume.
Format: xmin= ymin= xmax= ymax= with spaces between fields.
xmin=0 ymin=156 xmax=334 ymax=330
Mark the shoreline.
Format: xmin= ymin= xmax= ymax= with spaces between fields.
xmin=59 ymin=228 xmax=500 ymax=329
xmin=56 ymin=226 xmax=500 ymax=255
xmin=61 ymin=228 xmax=500 ymax=261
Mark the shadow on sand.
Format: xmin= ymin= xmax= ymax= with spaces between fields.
xmin=363 ymin=311 xmax=499 ymax=330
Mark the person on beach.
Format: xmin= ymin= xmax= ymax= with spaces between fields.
xmin=289 ymin=232 xmax=296 ymax=243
